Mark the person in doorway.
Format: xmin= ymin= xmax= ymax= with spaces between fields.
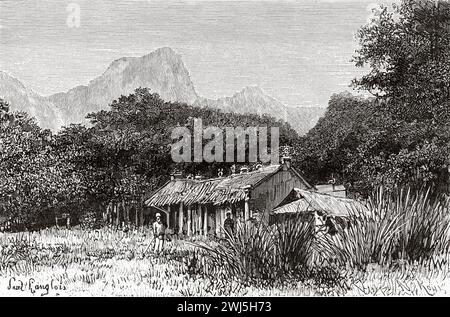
xmin=223 ymin=212 xmax=235 ymax=236
xmin=152 ymin=213 xmax=166 ymax=254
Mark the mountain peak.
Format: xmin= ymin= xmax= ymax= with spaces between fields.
xmin=47 ymin=47 xmax=198 ymax=126
xmin=141 ymin=47 xmax=182 ymax=64
xmin=238 ymin=86 xmax=265 ymax=97
xmin=0 ymin=71 xmax=22 ymax=85
xmin=241 ymin=86 xmax=264 ymax=93
xmin=194 ymin=84 xmax=325 ymax=135
xmin=152 ymin=47 xmax=178 ymax=57
xmin=103 ymin=48 xmax=184 ymax=80
xmin=1 ymin=48 xmax=325 ymax=134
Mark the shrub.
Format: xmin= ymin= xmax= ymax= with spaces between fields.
xmin=194 ymin=187 xmax=450 ymax=288
xmin=329 ymin=188 xmax=450 ymax=269
xmin=80 ymin=211 xmax=104 ymax=230
xmin=193 ymin=215 xmax=329 ymax=285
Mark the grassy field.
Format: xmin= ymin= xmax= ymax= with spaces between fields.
xmin=0 ymin=226 xmax=449 ymax=297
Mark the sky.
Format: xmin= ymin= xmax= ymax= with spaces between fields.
xmin=0 ymin=0 xmax=386 ymax=107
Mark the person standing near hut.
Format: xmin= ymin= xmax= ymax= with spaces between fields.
xmin=223 ymin=212 xmax=235 ymax=236
xmin=153 ymin=213 xmax=166 ymax=254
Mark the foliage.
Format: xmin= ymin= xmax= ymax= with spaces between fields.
xmin=194 ymin=188 xmax=450 ymax=290
xmin=0 ymin=99 xmax=85 ymax=226
xmin=193 ymin=216 xmax=324 ymax=285
xmin=328 ymin=188 xmax=450 ymax=269
xmin=353 ymin=0 xmax=450 ymax=124
xmin=1 ymin=89 xmax=298 ymax=229
xmin=295 ymin=0 xmax=450 ymax=194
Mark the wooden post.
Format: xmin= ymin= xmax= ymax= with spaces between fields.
xmin=215 ymin=207 xmax=221 ymax=236
xmin=115 ymin=203 xmax=120 ymax=227
xmin=166 ymin=205 xmax=170 ymax=229
xmin=244 ymin=199 xmax=249 ymax=221
xmin=122 ymin=201 xmax=126 ymax=227
xmin=242 ymin=185 xmax=251 ymax=221
xmin=139 ymin=204 xmax=144 ymax=228
xmin=178 ymin=203 xmax=184 ymax=235
xmin=105 ymin=203 xmax=111 ymax=224
xmin=221 ymin=208 xmax=226 ymax=232
xmin=203 ymin=205 xmax=208 ymax=237
xmin=195 ymin=205 xmax=199 ymax=235
xmin=197 ymin=205 xmax=202 ymax=235
xmin=192 ymin=207 xmax=196 ymax=235
xmin=197 ymin=207 xmax=200 ymax=234
xmin=121 ymin=200 xmax=127 ymax=227
xmin=125 ymin=202 xmax=129 ymax=225
xmin=135 ymin=204 xmax=138 ymax=226
xmin=187 ymin=206 xmax=192 ymax=236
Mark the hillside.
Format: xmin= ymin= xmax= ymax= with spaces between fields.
xmin=0 ymin=48 xmax=325 ymax=134
xmin=195 ymin=86 xmax=324 ymax=135
xmin=0 ymin=71 xmax=64 ymax=130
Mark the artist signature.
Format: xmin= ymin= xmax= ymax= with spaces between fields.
xmin=6 ymin=277 xmax=67 ymax=296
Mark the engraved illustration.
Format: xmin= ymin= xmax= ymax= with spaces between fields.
xmin=0 ymin=0 xmax=449 ymax=297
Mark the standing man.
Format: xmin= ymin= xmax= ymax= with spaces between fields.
xmin=153 ymin=213 xmax=166 ymax=254
xmin=223 ymin=212 xmax=235 ymax=236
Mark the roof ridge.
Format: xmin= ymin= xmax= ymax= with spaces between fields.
xmin=178 ymin=164 xmax=282 ymax=182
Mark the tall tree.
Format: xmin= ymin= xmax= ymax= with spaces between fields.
xmin=295 ymin=0 xmax=450 ymax=195
xmin=353 ymin=0 xmax=450 ymax=124
xmin=0 ymin=103 xmax=85 ymax=228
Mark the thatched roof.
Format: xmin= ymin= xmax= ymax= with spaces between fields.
xmin=146 ymin=165 xmax=283 ymax=207
xmin=273 ymin=188 xmax=368 ymax=217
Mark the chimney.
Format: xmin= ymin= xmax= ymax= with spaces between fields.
xmin=328 ymin=175 xmax=336 ymax=191
xmin=281 ymin=156 xmax=291 ymax=170
xmin=240 ymin=166 xmax=249 ymax=174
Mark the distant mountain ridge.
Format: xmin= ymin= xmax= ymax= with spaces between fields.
xmin=48 ymin=47 xmax=199 ymax=125
xmin=0 ymin=71 xmax=64 ymax=130
xmin=0 ymin=47 xmax=325 ymax=134
xmin=194 ymin=86 xmax=324 ymax=135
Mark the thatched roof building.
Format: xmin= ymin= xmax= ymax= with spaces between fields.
xmin=145 ymin=159 xmax=313 ymax=237
xmin=146 ymin=165 xmax=312 ymax=207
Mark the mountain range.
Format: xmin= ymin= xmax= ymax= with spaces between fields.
xmin=0 ymin=47 xmax=325 ymax=134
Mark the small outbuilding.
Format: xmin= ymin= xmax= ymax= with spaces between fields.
xmin=272 ymin=188 xmax=369 ymax=234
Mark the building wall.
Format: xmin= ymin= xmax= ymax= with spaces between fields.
xmin=251 ymin=168 xmax=309 ymax=220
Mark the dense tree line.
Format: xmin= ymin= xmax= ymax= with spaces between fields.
xmin=294 ymin=0 xmax=450 ymax=196
xmin=0 ymin=103 xmax=86 ymax=228
xmin=0 ymin=90 xmax=297 ymax=228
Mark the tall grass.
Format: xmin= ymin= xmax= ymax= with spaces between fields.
xmin=331 ymin=188 xmax=450 ymax=269
xmin=1 ymin=202 xmax=448 ymax=296
xmin=192 ymin=215 xmax=337 ymax=286
xmin=194 ymin=188 xmax=450 ymax=288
